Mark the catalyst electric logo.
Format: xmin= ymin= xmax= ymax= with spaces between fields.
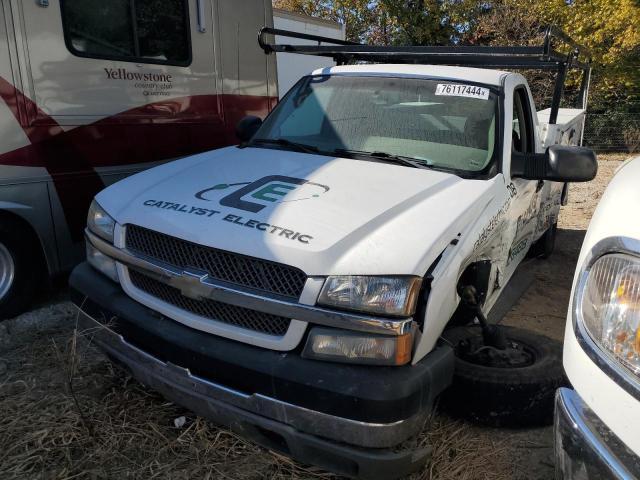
xmin=195 ymin=175 xmax=330 ymax=213
xmin=141 ymin=176 xmax=329 ymax=245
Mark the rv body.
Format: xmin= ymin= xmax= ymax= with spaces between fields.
xmin=0 ymin=0 xmax=342 ymax=317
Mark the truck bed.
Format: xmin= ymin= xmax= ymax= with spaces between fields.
xmin=537 ymin=108 xmax=586 ymax=148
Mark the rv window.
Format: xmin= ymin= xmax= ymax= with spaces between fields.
xmin=60 ymin=0 xmax=191 ymax=66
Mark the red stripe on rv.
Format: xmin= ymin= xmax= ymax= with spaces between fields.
xmin=0 ymin=76 xmax=65 ymax=143
xmin=0 ymin=77 xmax=275 ymax=241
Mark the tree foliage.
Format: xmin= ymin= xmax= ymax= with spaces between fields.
xmin=530 ymin=0 xmax=640 ymax=111
xmin=273 ymin=0 xmax=639 ymax=112
xmin=273 ymin=0 xmax=379 ymax=42
xmin=378 ymin=1 xmax=454 ymax=45
xmin=463 ymin=0 xmax=640 ymax=112
xmin=273 ymin=0 xmax=459 ymax=45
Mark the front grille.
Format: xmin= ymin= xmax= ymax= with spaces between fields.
xmin=129 ymin=270 xmax=291 ymax=336
xmin=125 ymin=225 xmax=307 ymax=299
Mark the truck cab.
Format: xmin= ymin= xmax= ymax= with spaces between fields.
xmin=71 ymin=31 xmax=598 ymax=479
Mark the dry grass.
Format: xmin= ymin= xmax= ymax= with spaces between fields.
xmin=415 ymin=416 xmax=516 ymax=480
xmin=559 ymin=153 xmax=631 ymax=230
xmin=0 ymin=309 xmax=343 ymax=479
xmin=0 ymin=307 xmax=515 ymax=480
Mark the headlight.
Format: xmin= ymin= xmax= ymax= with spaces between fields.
xmin=317 ymin=276 xmax=422 ymax=317
xmin=577 ymin=252 xmax=640 ymax=377
xmin=87 ymin=200 xmax=115 ymax=243
xmin=302 ymin=327 xmax=413 ymax=365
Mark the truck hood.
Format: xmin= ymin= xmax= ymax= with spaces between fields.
xmin=98 ymin=146 xmax=496 ymax=275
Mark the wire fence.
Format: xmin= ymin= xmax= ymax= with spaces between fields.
xmin=516 ymin=70 xmax=639 ymax=154
xmin=583 ymin=113 xmax=640 ymax=153
xmin=581 ymin=64 xmax=640 ymax=154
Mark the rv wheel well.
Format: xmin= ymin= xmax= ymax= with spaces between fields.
xmin=0 ymin=210 xmax=48 ymax=274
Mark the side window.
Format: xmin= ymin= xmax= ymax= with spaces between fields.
xmin=512 ymin=88 xmax=534 ymax=154
xmin=60 ymin=0 xmax=191 ymax=67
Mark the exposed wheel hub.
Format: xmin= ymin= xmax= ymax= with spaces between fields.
xmin=456 ymin=335 xmax=536 ymax=368
xmin=0 ymin=242 xmax=15 ymax=301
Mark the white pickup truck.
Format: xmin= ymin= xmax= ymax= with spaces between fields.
xmin=556 ymin=156 xmax=640 ymax=478
xmin=70 ymin=29 xmax=598 ymax=479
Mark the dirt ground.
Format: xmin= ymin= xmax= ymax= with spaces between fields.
xmin=0 ymin=154 xmax=632 ymax=480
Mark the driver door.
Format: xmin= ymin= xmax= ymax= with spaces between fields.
xmin=501 ymin=86 xmax=542 ymax=282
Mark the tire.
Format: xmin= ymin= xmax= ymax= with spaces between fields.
xmin=527 ymin=222 xmax=557 ymax=259
xmin=0 ymin=221 xmax=42 ymax=320
xmin=441 ymin=325 xmax=566 ymax=427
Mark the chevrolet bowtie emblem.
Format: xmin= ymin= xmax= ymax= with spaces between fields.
xmin=173 ymin=269 xmax=210 ymax=301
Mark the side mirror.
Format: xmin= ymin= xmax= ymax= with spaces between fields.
xmin=236 ymin=115 xmax=263 ymax=143
xmin=511 ymin=145 xmax=597 ymax=182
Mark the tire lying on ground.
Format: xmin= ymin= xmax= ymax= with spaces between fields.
xmin=440 ymin=325 xmax=566 ymax=427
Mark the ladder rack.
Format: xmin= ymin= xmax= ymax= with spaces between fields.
xmin=258 ymin=26 xmax=591 ymax=125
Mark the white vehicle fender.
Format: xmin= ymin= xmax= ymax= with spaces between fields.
xmin=412 ymin=176 xmax=507 ymax=363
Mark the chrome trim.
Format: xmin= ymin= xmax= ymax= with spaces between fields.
xmin=572 ymin=236 xmax=640 ymax=402
xmin=118 ymin=264 xmax=308 ymax=351
xmin=86 ymin=230 xmax=413 ymax=336
xmin=555 ymin=388 xmax=639 ymax=479
xmin=76 ymin=310 xmax=425 ymax=448
xmin=0 ymin=242 xmax=15 ymax=301
xmin=196 ymin=0 xmax=206 ymax=33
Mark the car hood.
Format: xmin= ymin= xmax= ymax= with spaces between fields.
xmin=98 ymin=146 xmax=496 ymax=275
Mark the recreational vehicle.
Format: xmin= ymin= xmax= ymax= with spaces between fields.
xmin=0 ymin=1 xmax=343 ymax=318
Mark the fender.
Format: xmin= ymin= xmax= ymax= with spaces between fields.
xmin=0 ymin=185 xmax=58 ymax=274
xmin=0 ymin=200 xmax=32 ymax=211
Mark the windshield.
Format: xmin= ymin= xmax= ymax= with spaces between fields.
xmin=254 ymin=75 xmax=499 ymax=174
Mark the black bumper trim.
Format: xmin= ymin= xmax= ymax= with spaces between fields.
xmin=70 ymin=263 xmax=453 ymax=425
xmin=76 ymin=310 xmax=431 ymax=479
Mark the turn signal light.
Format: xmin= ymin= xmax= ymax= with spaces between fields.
xmin=302 ymin=327 xmax=413 ymax=366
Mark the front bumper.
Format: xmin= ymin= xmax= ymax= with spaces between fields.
xmin=554 ymin=388 xmax=640 ymax=479
xmin=70 ymin=263 xmax=454 ymax=479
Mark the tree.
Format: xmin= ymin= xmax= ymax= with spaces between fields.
xmin=461 ymin=2 xmax=558 ymax=108
xmin=463 ymin=0 xmax=640 ymax=112
xmin=273 ymin=0 xmax=380 ymax=42
xmin=273 ymin=0 xmax=639 ymax=114
xmin=274 ymin=0 xmax=463 ymax=45
xmin=528 ymin=0 xmax=640 ymax=112
xmin=379 ymin=0 xmax=454 ymax=45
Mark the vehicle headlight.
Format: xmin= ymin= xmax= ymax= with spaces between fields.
xmin=302 ymin=327 xmax=413 ymax=365
xmin=87 ymin=200 xmax=115 ymax=243
xmin=317 ymin=276 xmax=422 ymax=317
xmin=577 ymin=252 xmax=640 ymax=377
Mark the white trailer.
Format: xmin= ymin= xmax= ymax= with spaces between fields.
xmin=273 ymin=8 xmax=345 ymax=98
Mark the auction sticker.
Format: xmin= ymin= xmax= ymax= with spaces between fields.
xmin=435 ymin=83 xmax=490 ymax=100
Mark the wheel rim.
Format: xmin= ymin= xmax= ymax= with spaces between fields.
xmin=0 ymin=242 xmax=15 ymax=302
xmin=455 ymin=334 xmax=537 ymax=368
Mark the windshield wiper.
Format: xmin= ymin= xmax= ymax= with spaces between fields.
xmin=250 ymin=138 xmax=320 ymax=154
xmin=333 ymin=149 xmax=430 ymax=169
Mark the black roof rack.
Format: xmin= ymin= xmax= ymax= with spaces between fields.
xmin=258 ymin=26 xmax=591 ymax=125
